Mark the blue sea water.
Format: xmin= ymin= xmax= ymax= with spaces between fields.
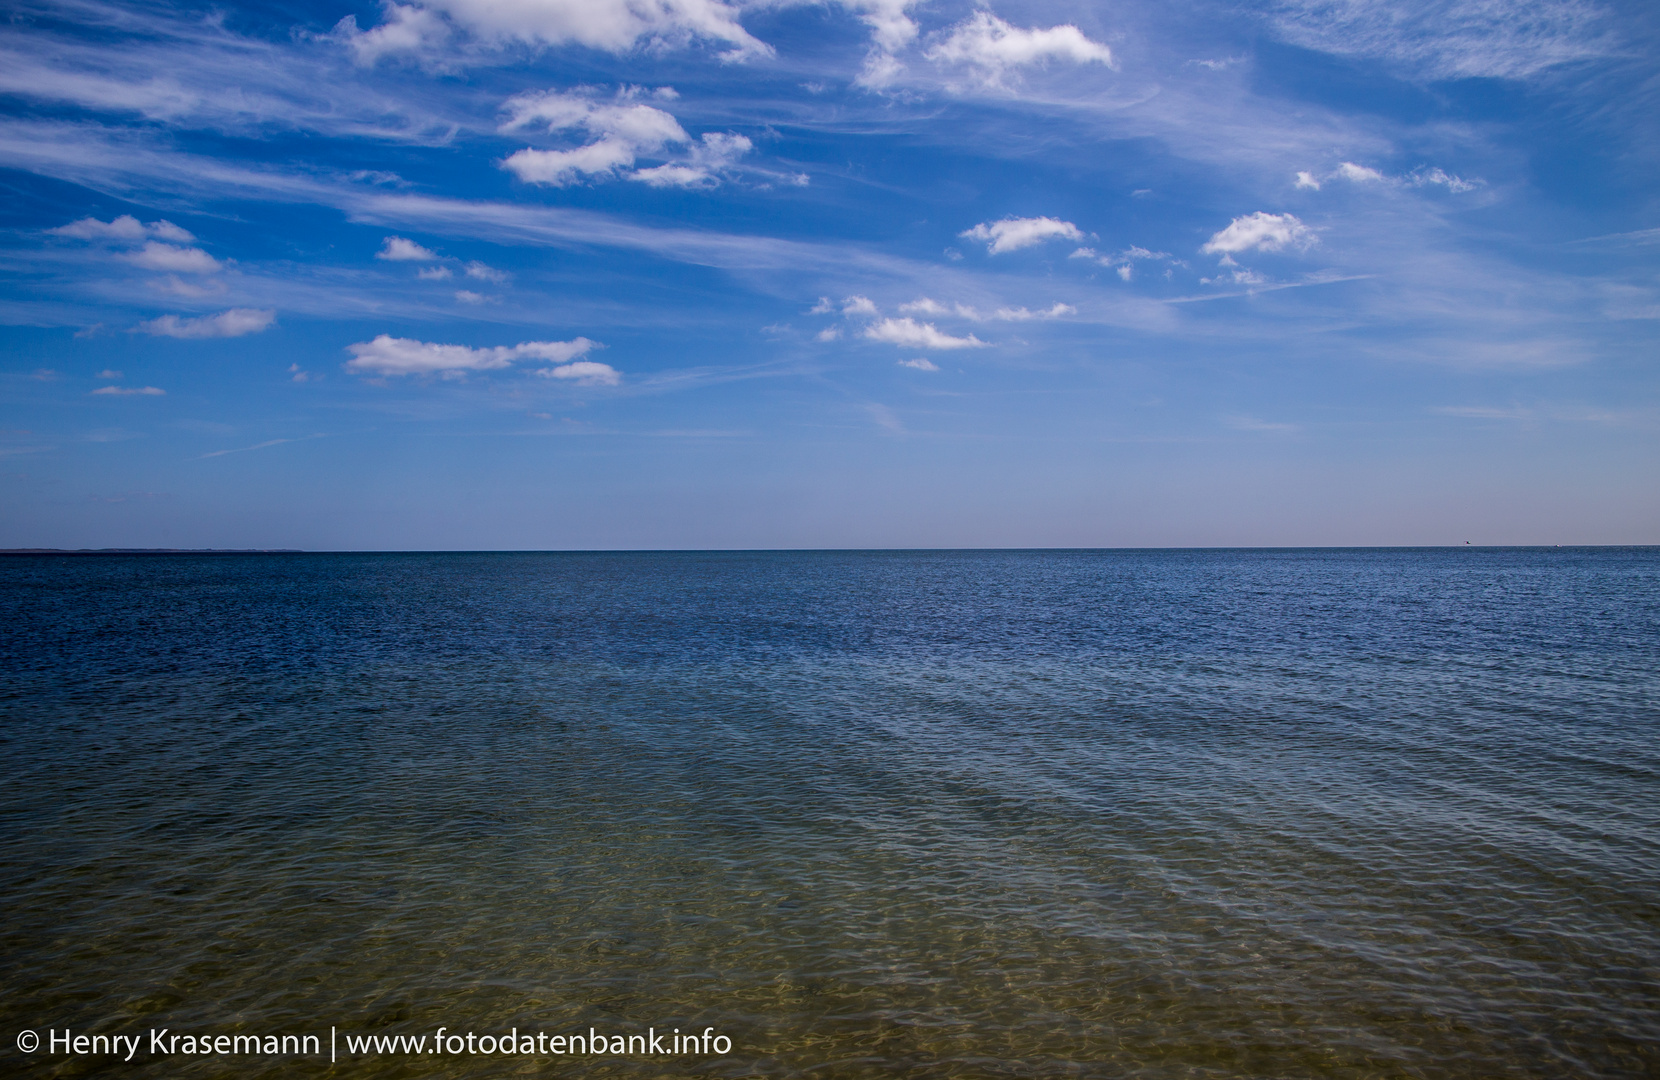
xmin=1 ymin=548 xmax=1657 ymax=1078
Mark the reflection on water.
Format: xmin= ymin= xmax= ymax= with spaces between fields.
xmin=2 ymin=549 xmax=1657 ymax=1078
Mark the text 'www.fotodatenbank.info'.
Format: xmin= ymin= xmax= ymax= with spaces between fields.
xmin=15 ymin=1025 xmax=736 ymax=1064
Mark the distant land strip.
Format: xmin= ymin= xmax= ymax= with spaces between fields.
xmin=0 ymin=549 xmax=306 ymax=555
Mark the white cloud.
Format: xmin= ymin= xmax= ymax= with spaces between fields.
xmin=845 ymin=0 xmax=922 ymax=88
xmin=816 ymin=327 xmax=841 ymax=341
xmin=124 ymin=242 xmax=221 ymax=273
xmin=1411 ymin=166 xmax=1481 ymax=193
xmin=1199 ymin=268 xmax=1270 ymax=286
xmin=864 ymin=318 xmax=985 ymax=349
xmin=464 ymin=261 xmax=507 ymax=282
xmin=97 ymin=369 xmax=122 ymax=379
xmin=1335 ymin=161 xmax=1385 ymax=182
xmin=809 ymin=296 xmax=834 ymax=315
xmin=500 ymin=90 xmax=687 ymax=186
xmin=504 ymin=140 xmax=638 ymax=185
xmin=454 ymin=289 xmax=488 ymax=303
xmin=346 ymin=334 xmax=597 ymax=376
xmin=418 ymin=265 xmax=453 ymax=280
xmin=503 ymin=91 xmax=750 ymax=189
xmin=630 ymin=163 xmax=712 ymax=188
xmin=898 ymin=297 xmax=949 ymax=315
xmin=960 ymin=216 xmax=1084 ymax=254
xmin=1117 ymin=265 xmax=1134 ymax=281
xmin=992 ymin=303 xmax=1075 ymax=320
xmin=378 ymin=235 xmax=438 ymax=260
xmin=368 ymin=0 xmax=772 ymax=60
xmin=843 ymin=295 xmax=879 ymax=316
xmin=92 ymin=385 xmax=165 ymax=396
xmin=1201 ymin=212 xmax=1317 ymax=255
xmin=898 ymin=357 xmax=939 ymax=370
xmin=537 ymin=360 xmax=620 ymax=386
xmin=501 ymin=90 xmax=690 ymax=144
xmin=137 ymin=308 xmax=276 ymax=339
xmin=926 ymin=12 xmax=1114 ymax=85
xmin=333 ymin=2 xmax=450 ymax=66
xmin=52 ymin=215 xmax=194 ymax=243
xmin=1299 ymin=162 xmax=1481 ymax=192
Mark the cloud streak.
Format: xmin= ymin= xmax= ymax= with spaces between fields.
xmin=345 ymin=334 xmax=600 ymax=376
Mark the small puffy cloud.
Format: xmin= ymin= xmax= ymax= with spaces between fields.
xmin=464 ymin=261 xmax=507 ymax=282
xmin=961 ymin=216 xmax=1084 ymax=254
xmin=815 ymin=327 xmax=841 ymax=341
xmin=1335 ymin=161 xmax=1385 ymax=182
xmin=333 ymin=2 xmax=449 ymax=65
xmin=630 ymin=163 xmax=713 ymax=188
xmin=137 ymin=308 xmax=276 ymax=339
xmin=124 ymin=242 xmax=222 ymax=273
xmin=454 ymin=290 xmax=488 ymax=304
xmin=345 ymin=334 xmax=597 ymax=376
xmin=926 ymin=12 xmax=1113 ymax=85
xmin=808 ymin=297 xmax=834 ymax=314
xmin=92 ymin=385 xmax=165 ymax=396
xmin=843 ymin=295 xmax=879 ymax=316
xmin=898 ymin=358 xmax=939 ymax=371
xmin=864 ymin=318 xmax=985 ymax=349
xmin=418 ymin=265 xmax=453 ymax=280
xmin=505 ymin=140 xmax=637 ymax=185
xmin=537 ymin=360 xmax=620 ymax=386
xmin=378 ymin=236 xmax=438 ymax=261
xmin=1201 ymin=212 xmax=1316 ymax=255
xmin=1117 ymin=265 xmax=1133 ymax=281
xmin=1295 ymin=171 xmax=1321 ymax=190
xmin=51 ymin=216 xmax=194 ymax=243
xmin=898 ymin=297 xmax=949 ymax=316
xmin=97 ymin=369 xmax=122 ymax=379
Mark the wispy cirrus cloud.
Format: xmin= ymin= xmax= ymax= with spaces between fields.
xmin=1264 ymin=0 xmax=1616 ymax=80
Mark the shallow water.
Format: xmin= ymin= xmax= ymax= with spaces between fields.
xmin=2 ymin=549 xmax=1657 ymax=1078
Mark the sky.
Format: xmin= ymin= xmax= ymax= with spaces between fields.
xmin=1 ymin=0 xmax=1656 ymax=549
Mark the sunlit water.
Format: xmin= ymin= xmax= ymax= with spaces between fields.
xmin=2 ymin=549 xmax=1657 ymax=1079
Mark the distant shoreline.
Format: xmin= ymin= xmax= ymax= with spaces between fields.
xmin=0 ymin=549 xmax=307 ymax=555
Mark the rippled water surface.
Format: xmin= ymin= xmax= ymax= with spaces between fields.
xmin=2 ymin=549 xmax=1657 ymax=1079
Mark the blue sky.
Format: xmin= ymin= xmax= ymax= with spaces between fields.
xmin=1 ymin=0 xmax=1655 ymax=548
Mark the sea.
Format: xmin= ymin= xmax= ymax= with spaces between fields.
xmin=1 ymin=548 xmax=1656 ymax=1078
